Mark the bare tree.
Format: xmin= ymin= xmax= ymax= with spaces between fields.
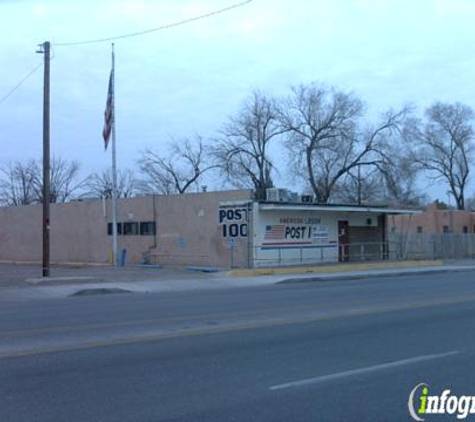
xmin=212 ymin=91 xmax=284 ymax=200
xmin=333 ymin=166 xmax=386 ymax=204
xmin=408 ymin=102 xmax=474 ymax=210
xmin=35 ymin=156 xmax=86 ymax=203
xmin=0 ymin=160 xmax=39 ymax=206
xmin=139 ymin=135 xmax=213 ymax=195
xmin=85 ymin=168 xmax=138 ymax=198
xmin=466 ymin=194 xmax=475 ymax=211
xmin=332 ymin=155 xmax=427 ymax=206
xmin=282 ymin=82 xmax=408 ymax=203
xmin=378 ymin=149 xmax=427 ymax=206
xmin=0 ymin=157 xmax=85 ymax=205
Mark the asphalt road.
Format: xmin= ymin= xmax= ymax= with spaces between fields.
xmin=1 ymin=271 xmax=475 ymax=421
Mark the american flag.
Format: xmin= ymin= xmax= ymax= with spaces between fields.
xmin=264 ymin=225 xmax=286 ymax=240
xmin=102 ymin=70 xmax=113 ymax=150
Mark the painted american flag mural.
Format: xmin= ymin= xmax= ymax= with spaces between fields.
xmin=264 ymin=225 xmax=286 ymax=240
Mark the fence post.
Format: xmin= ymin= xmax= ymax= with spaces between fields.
xmin=300 ymin=247 xmax=303 ymax=263
xmin=278 ymin=248 xmax=282 ymax=266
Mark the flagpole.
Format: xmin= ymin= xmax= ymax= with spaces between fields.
xmin=111 ymin=43 xmax=119 ymax=267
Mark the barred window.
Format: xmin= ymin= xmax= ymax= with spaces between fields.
xmin=123 ymin=222 xmax=139 ymax=235
xmin=140 ymin=222 xmax=156 ymax=236
xmin=107 ymin=223 xmax=122 ymax=236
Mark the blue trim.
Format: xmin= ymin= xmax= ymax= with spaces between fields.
xmin=260 ymin=244 xmax=338 ymax=250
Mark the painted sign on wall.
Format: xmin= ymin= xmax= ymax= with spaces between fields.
xmin=262 ymin=216 xmax=330 ymax=247
xmin=219 ymin=205 xmax=248 ymax=238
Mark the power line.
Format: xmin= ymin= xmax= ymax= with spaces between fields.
xmin=0 ymin=62 xmax=44 ymax=107
xmin=54 ymin=0 xmax=254 ymax=47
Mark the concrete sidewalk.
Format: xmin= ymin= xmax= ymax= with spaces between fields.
xmin=0 ymin=260 xmax=474 ymax=301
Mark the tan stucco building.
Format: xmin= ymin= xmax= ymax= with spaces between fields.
xmin=390 ymin=202 xmax=475 ymax=235
xmin=0 ymin=189 xmax=414 ymax=268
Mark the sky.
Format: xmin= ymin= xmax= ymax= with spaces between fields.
xmin=1 ymin=0 xmax=475 ymax=203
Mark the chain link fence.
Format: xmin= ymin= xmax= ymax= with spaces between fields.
xmin=388 ymin=233 xmax=475 ymax=260
xmin=252 ymin=234 xmax=475 ymax=267
xmin=252 ymin=242 xmax=395 ymax=267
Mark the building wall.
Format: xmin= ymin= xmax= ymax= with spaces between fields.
xmin=0 ymin=204 xmax=42 ymax=262
xmin=390 ymin=203 xmax=475 ymax=235
xmin=151 ymin=190 xmax=253 ymax=267
xmin=105 ymin=196 xmax=157 ymax=264
xmin=251 ymin=208 xmax=386 ymax=267
xmin=0 ymin=190 xmax=253 ymax=267
xmin=347 ymin=215 xmax=386 ymax=261
xmin=0 ymin=197 xmax=157 ymax=265
xmin=0 ymin=191 xmax=396 ymax=268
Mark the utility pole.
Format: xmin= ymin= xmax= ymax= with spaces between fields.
xmin=357 ymin=164 xmax=362 ymax=205
xmin=37 ymin=41 xmax=51 ymax=277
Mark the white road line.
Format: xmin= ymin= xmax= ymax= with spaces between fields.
xmin=269 ymin=350 xmax=460 ymax=391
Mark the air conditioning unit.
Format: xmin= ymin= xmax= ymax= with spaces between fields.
xmin=266 ymin=188 xmax=281 ymax=202
xmin=287 ymin=192 xmax=299 ymax=203
xmin=266 ymin=188 xmax=296 ymax=202
xmin=301 ymin=195 xmax=313 ymax=203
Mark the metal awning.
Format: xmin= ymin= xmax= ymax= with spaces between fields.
xmin=259 ymin=203 xmax=421 ymax=215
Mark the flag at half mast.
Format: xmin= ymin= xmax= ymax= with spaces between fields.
xmin=102 ymin=70 xmax=113 ymax=150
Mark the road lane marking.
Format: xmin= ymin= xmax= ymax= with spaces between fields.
xmin=269 ymin=351 xmax=461 ymax=391
xmin=0 ymin=304 xmax=322 ymax=338
xmin=1 ymin=296 xmax=475 ymax=359
xmin=3 ymin=292 xmax=475 ymax=339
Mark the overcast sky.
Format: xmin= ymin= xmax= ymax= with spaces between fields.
xmin=1 ymin=0 xmax=475 ymax=202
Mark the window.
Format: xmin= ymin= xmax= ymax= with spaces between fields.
xmin=123 ymin=222 xmax=139 ymax=235
xmin=443 ymin=225 xmax=450 ymax=233
xmin=417 ymin=226 xmax=423 ymax=234
xmin=463 ymin=226 xmax=468 ymax=234
xmin=107 ymin=223 xmax=122 ymax=235
xmin=391 ymin=226 xmax=396 ymax=233
xmin=140 ymin=222 xmax=156 ymax=236
xmin=107 ymin=222 xmax=149 ymax=235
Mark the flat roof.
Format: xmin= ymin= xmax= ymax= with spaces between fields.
xmin=259 ymin=202 xmax=421 ymax=215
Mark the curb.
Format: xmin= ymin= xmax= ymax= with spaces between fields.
xmin=186 ymin=266 xmax=221 ymax=273
xmin=70 ymin=287 xmax=133 ymax=297
xmin=26 ymin=276 xmax=103 ymax=285
xmin=278 ymin=266 xmax=475 ymax=284
xmin=227 ymin=260 xmax=445 ymax=278
xmin=1 ymin=260 xmax=111 ymax=267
